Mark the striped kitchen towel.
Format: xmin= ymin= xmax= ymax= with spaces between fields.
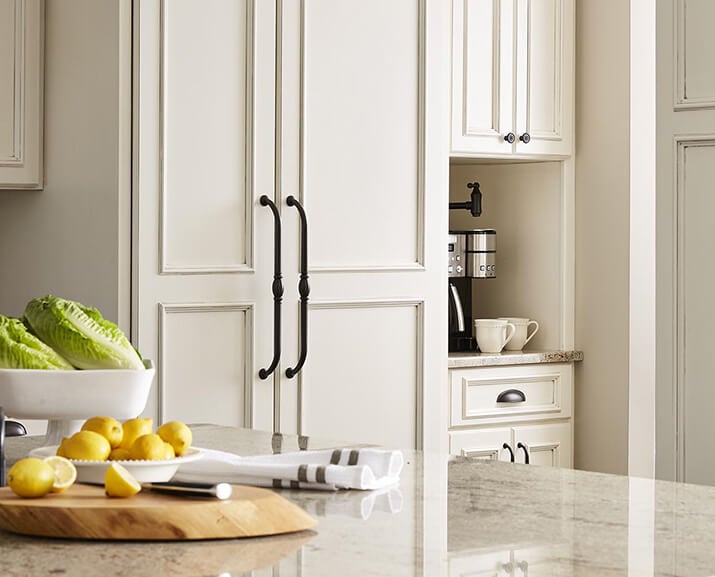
xmin=172 ymin=447 xmax=404 ymax=491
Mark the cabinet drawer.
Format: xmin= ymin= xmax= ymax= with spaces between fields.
xmin=449 ymin=364 xmax=572 ymax=428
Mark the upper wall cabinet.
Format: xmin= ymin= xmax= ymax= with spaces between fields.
xmin=451 ymin=0 xmax=573 ymax=159
xmin=0 ymin=0 xmax=43 ymax=189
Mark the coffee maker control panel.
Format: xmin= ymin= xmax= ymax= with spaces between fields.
xmin=448 ymin=234 xmax=466 ymax=278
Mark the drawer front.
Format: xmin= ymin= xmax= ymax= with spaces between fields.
xmin=450 ymin=364 xmax=572 ymax=428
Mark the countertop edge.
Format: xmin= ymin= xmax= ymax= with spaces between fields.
xmin=448 ymin=349 xmax=583 ymax=368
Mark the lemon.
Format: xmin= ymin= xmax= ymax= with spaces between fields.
xmin=56 ymin=437 xmax=70 ymax=458
xmin=108 ymin=447 xmax=131 ymax=461
xmin=104 ymin=462 xmax=141 ymax=498
xmin=163 ymin=442 xmax=175 ymax=460
xmin=7 ymin=458 xmax=55 ymax=498
xmin=63 ymin=430 xmax=112 ymax=461
xmin=129 ymin=433 xmax=166 ymax=461
xmin=120 ymin=418 xmax=153 ymax=450
xmin=157 ymin=421 xmax=192 ymax=456
xmin=81 ymin=416 xmax=123 ymax=449
xmin=43 ymin=456 xmax=77 ymax=493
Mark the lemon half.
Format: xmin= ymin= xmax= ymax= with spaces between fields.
xmin=104 ymin=463 xmax=141 ymax=498
xmin=43 ymin=456 xmax=77 ymax=493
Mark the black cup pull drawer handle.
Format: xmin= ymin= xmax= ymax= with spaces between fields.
xmin=497 ymin=389 xmax=526 ymax=403
xmin=502 ymin=442 xmax=515 ymax=463
xmin=517 ymin=442 xmax=530 ymax=464
xmin=259 ymin=195 xmax=283 ymax=380
xmin=285 ymin=195 xmax=309 ymax=379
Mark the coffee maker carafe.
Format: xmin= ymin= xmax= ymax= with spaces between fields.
xmin=448 ymin=229 xmax=496 ymax=352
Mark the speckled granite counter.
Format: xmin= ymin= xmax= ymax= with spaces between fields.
xmin=2 ymin=424 xmax=714 ymax=576
xmin=449 ymin=349 xmax=583 ymax=368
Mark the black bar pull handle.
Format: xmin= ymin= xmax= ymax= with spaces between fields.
xmin=517 ymin=442 xmax=530 ymax=464
xmin=259 ymin=195 xmax=283 ymax=380
xmin=502 ymin=442 xmax=515 ymax=463
xmin=285 ymin=195 xmax=309 ymax=379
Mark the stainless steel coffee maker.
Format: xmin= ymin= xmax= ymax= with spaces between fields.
xmin=448 ymin=229 xmax=496 ymax=352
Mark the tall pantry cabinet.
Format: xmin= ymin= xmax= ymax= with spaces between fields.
xmin=448 ymin=0 xmax=576 ymax=466
xmin=133 ymin=1 xmax=449 ymax=451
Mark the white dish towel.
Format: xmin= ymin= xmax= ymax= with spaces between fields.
xmin=172 ymin=447 xmax=404 ymax=491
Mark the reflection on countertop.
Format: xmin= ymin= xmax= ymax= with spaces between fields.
xmin=449 ymin=349 xmax=583 ymax=368
xmin=3 ymin=424 xmax=715 ymax=577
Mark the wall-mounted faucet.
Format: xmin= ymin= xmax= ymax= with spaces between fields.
xmin=449 ymin=181 xmax=482 ymax=217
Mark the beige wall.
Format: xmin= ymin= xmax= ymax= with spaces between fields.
xmin=0 ymin=1 xmax=128 ymax=327
xmin=574 ymin=0 xmax=630 ymax=474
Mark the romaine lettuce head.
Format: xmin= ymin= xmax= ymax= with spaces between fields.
xmin=0 ymin=314 xmax=74 ymax=370
xmin=23 ymin=295 xmax=144 ymax=370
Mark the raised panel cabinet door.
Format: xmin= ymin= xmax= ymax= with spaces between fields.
xmin=278 ymin=0 xmax=449 ymax=450
xmin=134 ymin=0 xmax=278 ymax=430
xmin=449 ymin=428 xmax=513 ymax=461
xmin=511 ymin=422 xmax=572 ymax=467
xmin=451 ymin=0 xmax=515 ymax=156
xmin=0 ymin=0 xmax=43 ymax=189
xmin=514 ymin=0 xmax=573 ymax=157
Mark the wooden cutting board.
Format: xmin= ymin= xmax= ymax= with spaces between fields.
xmin=0 ymin=483 xmax=317 ymax=540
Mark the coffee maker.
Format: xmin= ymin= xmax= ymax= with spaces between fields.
xmin=448 ymin=182 xmax=496 ymax=352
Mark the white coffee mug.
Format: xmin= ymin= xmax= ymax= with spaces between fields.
xmin=474 ymin=319 xmax=515 ymax=353
xmin=498 ymin=317 xmax=539 ymax=351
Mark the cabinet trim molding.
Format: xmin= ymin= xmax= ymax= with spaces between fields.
xmin=305 ymin=299 xmax=425 ymax=449
xmin=298 ymin=0 xmax=427 ymax=272
xmin=158 ymin=0 xmax=255 ymax=274
xmin=157 ymin=302 xmax=254 ymax=426
xmin=674 ymin=0 xmax=715 ymax=110
xmin=0 ymin=0 xmax=43 ymax=189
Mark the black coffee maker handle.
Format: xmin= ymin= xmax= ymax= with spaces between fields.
xmin=448 ymin=282 xmax=466 ymax=333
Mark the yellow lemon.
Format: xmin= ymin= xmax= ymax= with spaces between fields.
xmin=128 ymin=433 xmax=166 ymax=461
xmin=157 ymin=421 xmax=192 ymax=457
xmin=43 ymin=456 xmax=77 ymax=493
xmin=163 ymin=442 xmax=175 ymax=460
xmin=63 ymin=430 xmax=112 ymax=461
xmin=120 ymin=418 xmax=153 ymax=450
xmin=108 ymin=447 xmax=131 ymax=461
xmin=104 ymin=463 xmax=141 ymax=498
xmin=7 ymin=458 xmax=55 ymax=498
xmin=56 ymin=437 xmax=70 ymax=458
xmin=81 ymin=416 xmax=123 ymax=449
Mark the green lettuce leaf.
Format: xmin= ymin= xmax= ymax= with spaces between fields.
xmin=0 ymin=315 xmax=74 ymax=370
xmin=23 ymin=295 xmax=144 ymax=370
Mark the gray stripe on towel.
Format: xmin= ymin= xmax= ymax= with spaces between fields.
xmin=330 ymin=449 xmax=342 ymax=464
xmin=316 ymin=466 xmax=326 ymax=484
xmin=348 ymin=449 xmax=360 ymax=466
xmin=298 ymin=464 xmax=309 ymax=482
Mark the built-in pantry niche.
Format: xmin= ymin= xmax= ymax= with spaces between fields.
xmin=449 ymin=161 xmax=565 ymax=351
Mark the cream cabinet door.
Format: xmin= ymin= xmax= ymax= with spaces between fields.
xmin=512 ymin=422 xmax=572 ymax=468
xmin=0 ymin=0 xmax=43 ymax=189
xmin=277 ymin=0 xmax=447 ymax=449
xmin=450 ymin=0 xmax=573 ymax=159
xmin=135 ymin=0 xmax=449 ymax=451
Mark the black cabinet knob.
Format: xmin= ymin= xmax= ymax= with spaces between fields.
xmin=503 ymin=132 xmax=516 ymax=144
xmin=519 ymin=132 xmax=531 ymax=144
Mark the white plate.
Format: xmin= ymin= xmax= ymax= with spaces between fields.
xmin=28 ymin=446 xmax=203 ymax=484
xmin=0 ymin=360 xmax=155 ymax=420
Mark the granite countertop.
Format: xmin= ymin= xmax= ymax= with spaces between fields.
xmin=448 ymin=349 xmax=583 ymax=368
xmin=2 ymin=424 xmax=715 ymax=576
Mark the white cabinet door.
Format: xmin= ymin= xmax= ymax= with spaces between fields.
xmin=513 ymin=0 xmax=573 ymax=157
xmin=512 ymin=422 xmax=572 ymax=467
xmin=0 ymin=0 xmax=43 ymax=189
xmin=276 ymin=0 xmax=447 ymax=449
xmin=135 ymin=0 xmax=449 ymax=451
xmin=450 ymin=0 xmax=573 ymax=159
